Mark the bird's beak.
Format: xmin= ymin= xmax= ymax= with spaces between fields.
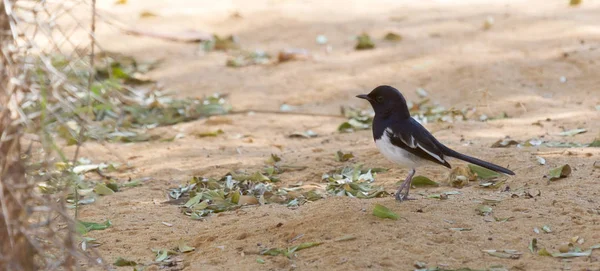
xmin=356 ymin=94 xmax=371 ymax=101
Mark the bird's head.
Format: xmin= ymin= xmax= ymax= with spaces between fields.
xmin=356 ymin=85 xmax=410 ymax=118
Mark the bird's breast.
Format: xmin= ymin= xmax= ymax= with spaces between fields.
xmin=374 ymin=132 xmax=423 ymax=169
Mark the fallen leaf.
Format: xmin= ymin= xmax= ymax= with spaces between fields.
xmin=256 ymin=258 xmax=265 ymax=264
xmin=334 ymin=235 xmax=356 ymax=242
xmin=482 ymin=16 xmax=494 ymax=30
xmin=570 ymin=0 xmax=582 ymax=6
xmin=491 ymin=139 xmax=519 ymax=148
xmin=476 ymin=205 xmax=493 ymax=216
xmin=589 ymin=138 xmax=600 ymax=147
xmin=76 ymin=220 xmax=112 ymax=235
xmin=289 ymin=130 xmax=317 ymax=138
xmin=316 ymin=35 xmax=328 ymax=44
xmin=238 ymin=195 xmax=259 ymax=205
xmin=196 ymin=129 xmax=224 ymax=137
xmin=538 ymin=248 xmax=552 ymax=256
xmin=383 ymin=32 xmax=402 ymax=41
xmin=411 ymin=175 xmax=439 ymax=187
xmin=448 ymin=165 xmax=476 ymax=188
xmin=536 ymin=156 xmax=546 ymax=165
xmin=114 ymin=257 xmax=137 ymax=266
xmin=114 ymin=0 xmax=127 ymax=4
xmin=449 ymin=228 xmax=472 ymax=231
xmin=559 ymin=128 xmax=586 ymax=136
xmin=177 ymin=239 xmax=195 ymax=253
xmin=278 ymin=49 xmax=310 ymax=62
xmin=483 ymin=249 xmax=522 ymax=259
xmin=529 ymin=238 xmax=538 ymax=253
xmin=73 ymin=164 xmax=106 ymax=174
xmin=552 ymin=250 xmax=592 ymax=258
xmin=139 ymin=11 xmax=158 ymax=18
xmin=94 ymin=183 xmax=115 ymax=196
xmin=152 ymin=248 xmax=177 ymax=262
xmin=373 ymin=204 xmax=400 ymax=220
xmin=416 ymin=88 xmax=428 ymax=98
xmin=335 ymin=151 xmax=354 ymax=162
xmin=355 ymin=33 xmax=375 ymax=50
xmin=542 ymin=225 xmax=552 ymax=233
xmin=469 ymin=164 xmax=502 ymax=180
xmin=548 ymin=164 xmax=571 ymax=180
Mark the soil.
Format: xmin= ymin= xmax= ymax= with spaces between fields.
xmin=74 ymin=0 xmax=600 ymax=270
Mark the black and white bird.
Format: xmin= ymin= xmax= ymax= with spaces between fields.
xmin=357 ymin=85 xmax=515 ymax=202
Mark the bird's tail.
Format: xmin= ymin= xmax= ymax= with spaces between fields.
xmin=442 ymin=146 xmax=515 ymax=175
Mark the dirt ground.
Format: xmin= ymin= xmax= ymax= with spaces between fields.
xmin=74 ymin=0 xmax=600 ymax=270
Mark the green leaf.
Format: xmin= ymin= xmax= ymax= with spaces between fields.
xmin=260 ymin=248 xmax=284 ymax=256
xmin=196 ymin=129 xmax=224 ymax=137
xmin=266 ymin=153 xmax=281 ymax=165
xmin=335 ymin=151 xmax=355 ymax=162
xmin=76 ymin=220 xmax=112 ymax=235
xmin=541 ymin=225 xmax=552 ymax=233
xmin=337 ymin=122 xmax=354 ymax=132
xmin=558 ymin=128 xmax=586 ymax=136
xmin=106 ymin=181 xmax=119 ymax=192
xmin=355 ymin=33 xmax=375 ymax=50
xmin=256 ymin=258 xmax=265 ymax=264
xmin=476 ymin=205 xmax=493 ymax=216
xmin=588 ymin=138 xmax=600 ymax=147
xmin=551 ymin=250 xmax=592 ymax=258
xmin=94 ymin=183 xmax=115 ymax=196
xmin=114 ymin=257 xmax=137 ymax=266
xmin=548 ymin=164 xmax=571 ymax=180
xmin=411 ymin=176 xmax=439 ymax=187
xmin=177 ymin=239 xmax=195 ymax=253
xmin=184 ymin=194 xmax=203 ymax=208
xmin=538 ymin=248 xmax=552 ymax=256
xmin=468 ymin=164 xmax=502 ymax=180
xmin=529 ymin=238 xmax=538 ymax=253
xmin=383 ymin=32 xmax=402 ymax=41
xmin=289 ymin=242 xmax=322 ymax=255
xmin=372 ymin=204 xmax=400 ymax=220
xmin=152 ymin=248 xmax=177 ymax=262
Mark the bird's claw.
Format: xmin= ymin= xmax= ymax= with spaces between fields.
xmin=394 ymin=189 xmax=415 ymax=202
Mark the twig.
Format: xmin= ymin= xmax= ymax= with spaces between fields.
xmin=228 ymin=109 xmax=346 ymax=118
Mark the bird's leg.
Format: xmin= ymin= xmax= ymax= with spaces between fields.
xmin=395 ymin=168 xmax=416 ymax=202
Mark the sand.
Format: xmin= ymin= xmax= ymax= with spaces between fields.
xmin=73 ymin=0 xmax=600 ymax=270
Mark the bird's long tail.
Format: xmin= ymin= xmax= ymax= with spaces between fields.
xmin=442 ymin=147 xmax=515 ymax=175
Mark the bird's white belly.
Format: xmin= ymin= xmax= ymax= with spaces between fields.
xmin=374 ymin=133 xmax=424 ymax=169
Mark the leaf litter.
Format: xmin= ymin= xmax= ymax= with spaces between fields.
xmin=168 ymin=163 xmax=389 ymax=219
xmin=34 ymin=158 xmax=147 ymax=208
xmin=33 ymin=52 xmax=232 ymax=145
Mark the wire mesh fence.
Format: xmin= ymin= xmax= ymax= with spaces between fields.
xmin=1 ymin=0 xmax=103 ymax=270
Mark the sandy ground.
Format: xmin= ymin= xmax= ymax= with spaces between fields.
xmin=71 ymin=0 xmax=600 ymax=270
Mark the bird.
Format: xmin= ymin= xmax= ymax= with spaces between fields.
xmin=356 ymin=85 xmax=515 ymax=202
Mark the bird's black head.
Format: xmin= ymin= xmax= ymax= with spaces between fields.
xmin=356 ymin=85 xmax=410 ymax=118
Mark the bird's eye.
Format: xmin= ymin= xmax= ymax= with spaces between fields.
xmin=376 ymin=96 xmax=384 ymax=103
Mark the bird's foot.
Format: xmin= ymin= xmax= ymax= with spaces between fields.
xmin=394 ymin=189 xmax=416 ymax=202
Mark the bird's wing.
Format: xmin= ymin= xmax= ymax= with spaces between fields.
xmin=385 ymin=121 xmax=451 ymax=168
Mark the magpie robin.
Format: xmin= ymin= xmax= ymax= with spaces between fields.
xmin=357 ymin=85 xmax=515 ymax=202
